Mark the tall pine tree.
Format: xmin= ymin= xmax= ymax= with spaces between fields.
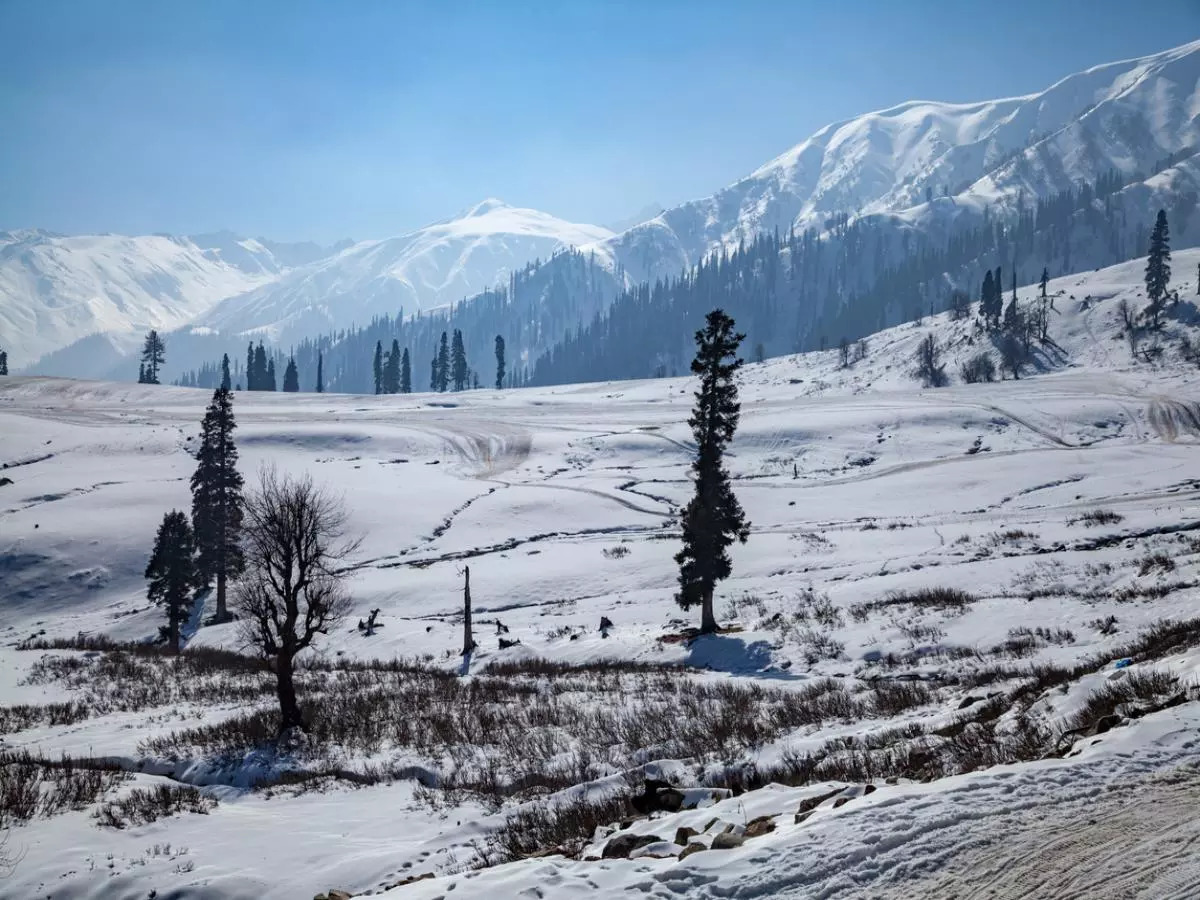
xmin=315 ymin=353 xmax=324 ymax=393
xmin=385 ymin=339 xmax=401 ymax=393
xmin=246 ymin=343 xmax=257 ymax=391
xmin=265 ymin=358 xmax=277 ymax=391
xmin=220 ymin=353 xmax=232 ymax=391
xmin=494 ymin=335 xmax=505 ymax=389
xmin=282 ymin=357 xmax=299 ymax=392
xmin=1 ymin=348 xmax=9 ymax=376
xmin=436 ymin=332 xmax=451 ymax=392
xmin=141 ymin=330 xmax=166 ymax=384
xmin=253 ymin=344 xmax=269 ymax=391
xmin=373 ymin=341 xmax=384 ymax=394
xmin=675 ymin=309 xmax=750 ymax=635
xmin=1145 ymin=209 xmax=1171 ymax=329
xmin=145 ymin=511 xmax=199 ymax=653
xmin=450 ymin=329 xmax=468 ymax=391
xmin=190 ymin=388 xmax=245 ymax=623
xmin=400 ymin=348 xmax=412 ymax=393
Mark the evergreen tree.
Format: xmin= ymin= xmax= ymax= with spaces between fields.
xmin=1144 ymin=209 xmax=1171 ymax=329
xmin=0 ymin=348 xmax=7 ymax=376
xmin=450 ymin=329 xmax=468 ymax=391
xmin=436 ymin=332 xmax=451 ymax=392
xmin=430 ymin=353 xmax=438 ymax=391
xmin=253 ymin=344 xmax=269 ymax=391
xmin=373 ymin=341 xmax=384 ymax=394
xmin=981 ymin=270 xmax=996 ymax=328
xmin=145 ymin=510 xmax=199 ymax=653
xmin=494 ymin=335 xmax=506 ymax=389
xmin=315 ymin=353 xmax=324 ymax=393
xmin=1004 ymin=292 xmax=1020 ymax=332
xmin=282 ymin=357 xmax=299 ymax=392
xmin=385 ymin=339 xmax=401 ymax=393
xmin=1039 ymin=268 xmax=1049 ymax=301
xmin=138 ymin=362 xmax=146 ymax=384
xmin=246 ymin=343 xmax=257 ymax=391
xmin=140 ymin=330 xmax=166 ymax=384
xmin=400 ymin=348 xmax=411 ymax=393
xmin=675 ymin=309 xmax=750 ymax=635
xmin=190 ymin=388 xmax=245 ymax=624
xmin=220 ymin=354 xmax=232 ymax=391
xmin=266 ymin=358 xmax=277 ymax=391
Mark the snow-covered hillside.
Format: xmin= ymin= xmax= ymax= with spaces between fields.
xmin=190 ymin=200 xmax=614 ymax=340
xmin=0 ymin=230 xmax=290 ymax=370
xmin=603 ymin=39 xmax=1200 ymax=285
xmin=3 ymin=253 xmax=1200 ymax=898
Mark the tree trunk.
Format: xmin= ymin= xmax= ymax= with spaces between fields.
xmin=699 ymin=585 xmax=717 ymax=635
xmin=168 ymin=620 xmax=180 ymax=655
xmin=215 ymin=568 xmax=228 ymax=623
xmin=275 ymin=652 xmax=304 ymax=732
xmin=462 ymin=566 xmax=475 ymax=655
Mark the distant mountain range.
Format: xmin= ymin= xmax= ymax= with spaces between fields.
xmin=7 ymin=38 xmax=1199 ymax=381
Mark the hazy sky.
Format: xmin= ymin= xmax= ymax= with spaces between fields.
xmin=1 ymin=0 xmax=1196 ymax=243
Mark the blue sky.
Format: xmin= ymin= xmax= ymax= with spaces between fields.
xmin=1 ymin=0 xmax=1196 ymax=243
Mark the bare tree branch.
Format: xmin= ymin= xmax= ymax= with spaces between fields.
xmin=233 ymin=466 xmax=359 ymax=732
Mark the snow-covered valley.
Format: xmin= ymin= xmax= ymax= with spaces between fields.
xmin=2 ymin=254 xmax=1200 ymax=898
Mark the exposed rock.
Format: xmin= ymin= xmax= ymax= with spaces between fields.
xmin=631 ymin=778 xmax=689 ymax=814
xmin=675 ymin=826 xmax=699 ymax=846
xmin=795 ymin=787 xmax=842 ymax=822
xmin=656 ymin=788 xmax=685 ymax=812
xmin=600 ymin=616 xmax=614 ymax=631
xmin=711 ymin=832 xmax=746 ymax=850
xmin=602 ymin=833 xmax=660 ymax=859
xmin=679 ymin=842 xmax=708 ymax=860
xmin=631 ymin=840 xmax=680 ymax=860
xmin=744 ymin=815 xmax=776 ymax=838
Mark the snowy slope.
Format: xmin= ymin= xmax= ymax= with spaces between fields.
xmin=3 ymin=252 xmax=1200 ymax=898
xmin=191 ymin=200 xmax=614 ymax=340
xmin=0 ymin=230 xmax=345 ymax=370
xmin=601 ymin=40 xmax=1200 ymax=284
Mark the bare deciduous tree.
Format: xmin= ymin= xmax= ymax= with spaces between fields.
xmin=913 ymin=334 xmax=947 ymax=387
xmin=235 ymin=467 xmax=358 ymax=734
xmin=461 ymin=565 xmax=476 ymax=658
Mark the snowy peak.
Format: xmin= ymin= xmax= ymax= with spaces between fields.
xmin=461 ymin=197 xmax=510 ymax=218
xmin=605 ymin=39 xmax=1200 ymax=285
xmin=191 ymin=203 xmax=614 ymax=339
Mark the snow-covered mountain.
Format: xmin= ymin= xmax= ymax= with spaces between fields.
xmin=11 ymin=40 xmax=1200 ymax=380
xmin=190 ymin=200 xmax=614 ymax=340
xmin=603 ymin=39 xmax=1200 ymax=285
xmin=0 ymin=230 xmax=342 ymax=369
